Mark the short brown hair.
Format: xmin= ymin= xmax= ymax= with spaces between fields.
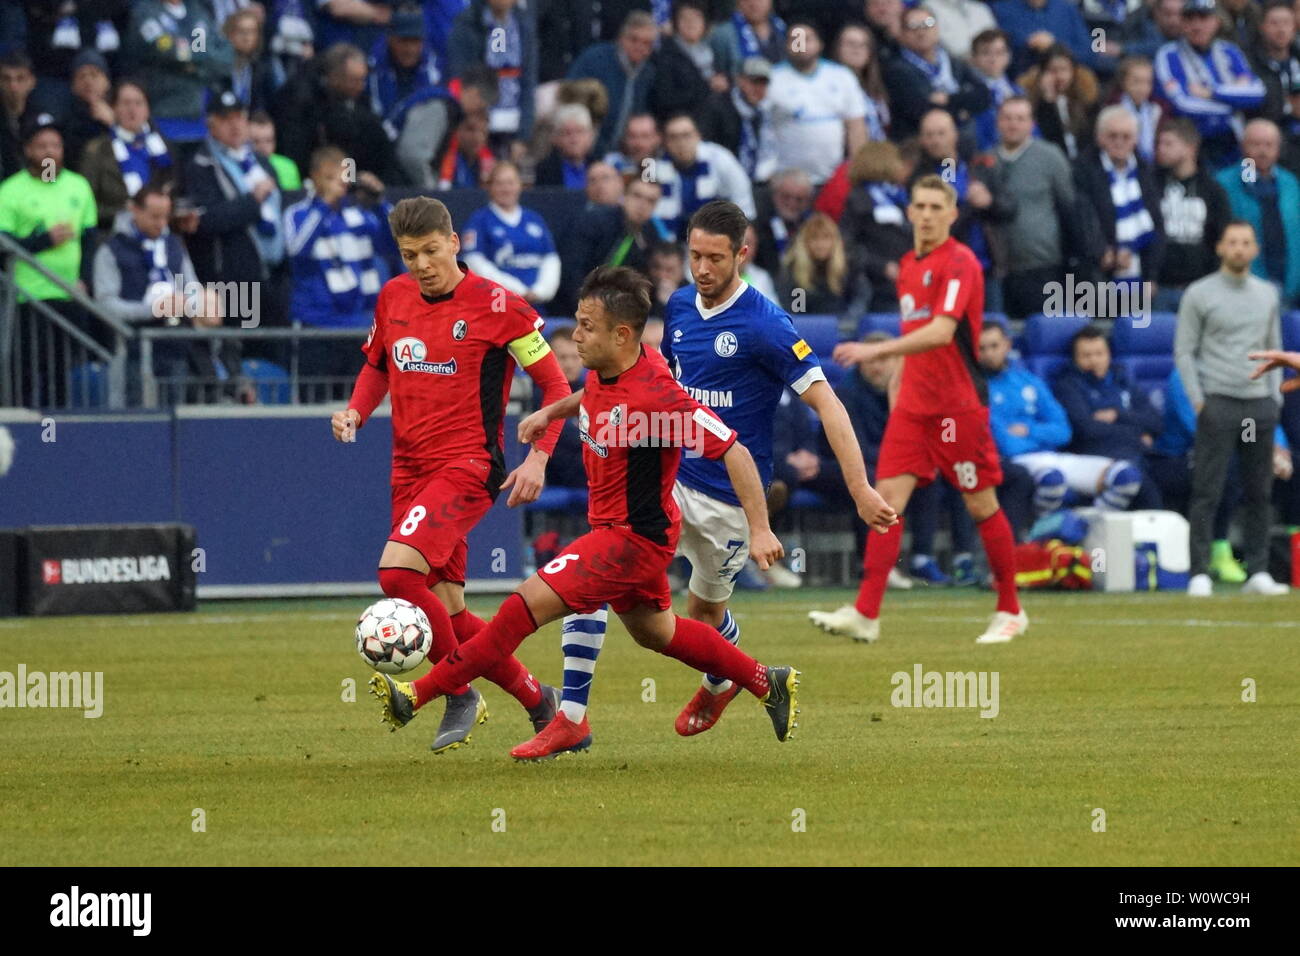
xmin=387 ymin=196 xmax=454 ymax=238
xmin=849 ymin=140 xmax=903 ymax=186
xmin=686 ymin=200 xmax=748 ymax=253
xmin=577 ymin=266 xmax=652 ymax=333
xmin=548 ymin=325 xmax=575 ymax=345
xmin=910 ymin=173 xmax=957 ymax=205
xmin=309 ymin=145 xmax=346 ymax=174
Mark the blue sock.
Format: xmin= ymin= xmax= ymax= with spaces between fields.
xmin=1098 ymin=460 xmax=1141 ymax=510
xmin=559 ymin=606 xmax=607 ymax=722
xmin=1031 ymin=466 xmax=1067 ymax=515
xmin=703 ymin=609 xmax=740 ymax=693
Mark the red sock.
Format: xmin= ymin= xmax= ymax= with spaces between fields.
xmin=450 ymin=609 xmax=542 ymax=710
xmin=413 ymin=593 xmax=538 ymax=706
xmin=977 ymin=508 xmax=1021 ymax=615
xmin=378 ymin=567 xmax=458 ymax=661
xmin=855 ymin=517 xmax=903 ymax=618
xmin=662 ymin=616 xmax=770 ymax=698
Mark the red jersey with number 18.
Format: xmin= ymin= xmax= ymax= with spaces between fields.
xmin=894 ymin=236 xmax=987 ymax=417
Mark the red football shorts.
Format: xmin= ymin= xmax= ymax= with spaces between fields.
xmin=536 ymin=526 xmax=677 ymax=615
xmin=876 ymin=406 xmax=1003 ymax=492
xmin=389 ymin=459 xmax=496 ymax=585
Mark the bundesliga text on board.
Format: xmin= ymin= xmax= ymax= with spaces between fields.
xmin=49 ymin=887 xmax=150 ymax=936
xmin=42 ymin=554 xmax=173 ymax=586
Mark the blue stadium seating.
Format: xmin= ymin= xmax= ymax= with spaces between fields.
xmin=1020 ymin=312 xmax=1089 ymax=357
xmin=856 ymin=312 xmax=902 ymax=338
xmin=525 ymin=486 xmax=587 ymax=512
xmin=1111 ymin=311 xmax=1176 ymax=356
xmin=1024 ymin=355 xmax=1071 ymax=383
xmin=241 ymin=359 xmax=291 ymax=405
xmin=791 ymin=315 xmax=840 ymax=362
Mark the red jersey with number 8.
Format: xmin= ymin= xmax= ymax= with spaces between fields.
xmin=894 ymin=236 xmax=987 ymax=417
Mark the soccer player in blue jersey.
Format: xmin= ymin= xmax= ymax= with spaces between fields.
xmin=512 ymin=200 xmax=898 ymax=760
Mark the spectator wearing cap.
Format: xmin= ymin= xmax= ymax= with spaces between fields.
xmin=432 ymin=108 xmax=495 ymax=189
xmin=0 ymin=52 xmax=40 ymax=179
xmin=126 ymin=0 xmax=234 ymax=150
xmin=567 ymin=10 xmax=658 ymax=158
xmin=62 ymin=50 xmax=115 ymax=170
xmin=283 ymin=145 xmax=393 ymax=389
xmin=601 ymin=111 xmax=661 ymax=179
xmin=885 ymin=5 xmax=991 ymax=141
xmin=928 ymin=0 xmax=998 ymax=60
xmin=1154 ymin=0 xmax=1265 ymax=168
xmin=79 ymin=78 xmax=177 ymax=229
xmin=462 ymin=160 xmax=561 ymax=307
xmin=1073 ymin=105 xmax=1165 ymax=288
xmin=697 ymin=56 xmax=778 ymax=184
xmin=184 ymin=90 xmax=284 ymax=297
xmin=834 ymin=23 xmax=891 ymax=141
xmin=653 ymin=113 xmax=756 ymax=241
xmin=534 ymin=103 xmax=597 ymax=189
xmin=647 ymin=1 xmax=734 ymax=125
xmin=557 ymin=176 xmax=668 ymax=313
xmin=1153 ymin=116 xmax=1232 ymax=310
xmin=224 ymin=7 xmax=278 ymax=115
xmin=1216 ymin=118 xmax=1300 ymax=304
xmin=992 ymin=0 xmax=1113 ymax=77
xmin=1250 ymin=0 xmax=1300 ymax=157
xmin=1123 ymin=0 xmax=1185 ymax=61
xmin=0 ymin=114 xmax=98 ymax=405
xmin=989 ymin=95 xmax=1077 ymax=318
xmin=20 ymin=0 xmax=128 ymax=86
xmin=370 ymin=6 xmax=453 ymax=184
xmin=248 ymin=110 xmax=301 ymax=191
xmin=712 ymin=0 xmax=786 ymax=67
xmin=273 ymin=42 xmax=405 ymax=187
xmin=768 ymin=20 xmax=869 ymax=186
xmin=448 ymin=0 xmax=537 ymax=148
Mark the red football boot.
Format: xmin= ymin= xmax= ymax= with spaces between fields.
xmin=675 ymin=683 xmax=744 ymax=736
xmin=510 ymin=712 xmax=593 ymax=761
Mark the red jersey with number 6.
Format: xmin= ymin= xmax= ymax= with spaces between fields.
xmin=894 ymin=236 xmax=987 ymax=417
xmin=580 ymin=346 xmax=738 ymax=546
xmin=361 ymin=265 xmax=555 ymax=485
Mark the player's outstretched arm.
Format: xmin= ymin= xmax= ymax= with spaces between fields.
xmin=831 ymin=315 xmax=959 ymax=366
xmin=799 ymin=381 xmax=898 ymax=533
xmin=1249 ymin=350 xmax=1300 ymax=392
xmin=722 ymin=440 xmax=784 ymax=570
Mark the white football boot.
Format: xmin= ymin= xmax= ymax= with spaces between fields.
xmin=975 ymin=609 xmax=1028 ymax=644
xmin=808 ymin=605 xmax=880 ymax=643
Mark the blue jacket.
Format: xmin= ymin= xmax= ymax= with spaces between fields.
xmin=986 ymin=363 xmax=1072 ymax=457
xmin=992 ymin=0 xmax=1107 ymax=73
xmin=282 ymin=195 xmax=392 ymax=327
xmin=1155 ymin=368 xmax=1288 ymax=456
xmin=568 ymin=42 xmax=655 ymax=156
xmin=1215 ymin=165 xmax=1300 ymax=302
xmin=1052 ymin=362 xmax=1163 ymax=460
xmin=1155 ymin=39 xmax=1265 ymax=142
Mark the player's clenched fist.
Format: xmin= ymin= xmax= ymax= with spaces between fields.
xmin=748 ymin=528 xmax=784 ymax=570
xmin=331 ymin=408 xmax=361 ymax=442
xmin=855 ymin=486 xmax=899 ymax=533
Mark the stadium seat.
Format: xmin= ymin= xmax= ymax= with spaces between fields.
xmin=792 ymin=315 xmax=840 ymax=362
xmin=1118 ymin=355 xmax=1174 ymax=387
xmin=1020 ymin=313 xmax=1089 ymax=357
xmin=1283 ymin=311 xmax=1300 ymax=352
xmin=856 ymin=312 xmax=901 ymax=339
xmin=789 ymin=489 xmax=828 ymax=509
xmin=525 ymin=486 xmax=587 ymax=512
xmin=1025 ymin=355 xmax=1071 ymax=383
xmin=241 ymin=359 xmax=291 ymax=405
xmin=1111 ymin=311 xmax=1176 ymax=357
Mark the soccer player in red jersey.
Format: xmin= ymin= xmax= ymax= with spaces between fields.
xmin=330 ymin=197 xmax=574 ymax=751
xmin=808 ymin=175 xmax=1028 ymax=645
xmin=368 ymin=266 xmax=801 ymax=751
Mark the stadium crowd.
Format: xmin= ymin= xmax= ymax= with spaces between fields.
xmin=3 ymin=0 xmax=1300 ymax=584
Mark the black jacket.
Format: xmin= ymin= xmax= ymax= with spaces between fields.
xmin=183 ymin=141 xmax=281 ymax=289
xmin=533 ymin=150 xmax=595 ymax=188
xmin=1072 ymin=149 xmax=1166 ymax=282
xmin=840 ymin=181 xmax=913 ymax=309
xmin=883 ymin=53 xmax=990 ymax=140
xmin=557 ymin=204 xmax=660 ymax=313
xmin=647 ymin=38 xmax=712 ymax=125
xmin=1153 ymin=165 xmax=1232 ymax=288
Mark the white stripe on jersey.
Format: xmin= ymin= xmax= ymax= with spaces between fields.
xmin=942 ymin=278 xmax=961 ymax=314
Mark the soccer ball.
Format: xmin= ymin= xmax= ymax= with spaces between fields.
xmin=355 ymin=598 xmax=432 ymax=674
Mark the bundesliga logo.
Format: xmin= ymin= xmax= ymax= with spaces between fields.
xmin=393 ymin=336 xmax=457 ymax=375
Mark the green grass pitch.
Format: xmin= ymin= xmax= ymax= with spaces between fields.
xmin=1 ymin=587 xmax=1297 ymax=866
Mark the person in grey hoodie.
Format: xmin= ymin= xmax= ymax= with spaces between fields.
xmin=1176 ymin=219 xmax=1289 ymax=596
